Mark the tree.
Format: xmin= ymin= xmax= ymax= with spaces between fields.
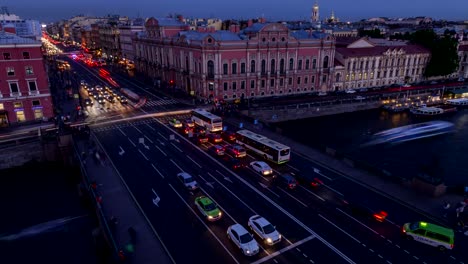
xmin=409 ymin=29 xmax=459 ymax=77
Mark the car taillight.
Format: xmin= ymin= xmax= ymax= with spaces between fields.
xmin=373 ymin=211 xmax=387 ymax=222
xmin=451 ymin=244 xmax=454 ymax=249
xmin=289 ymin=184 xmax=294 ymax=189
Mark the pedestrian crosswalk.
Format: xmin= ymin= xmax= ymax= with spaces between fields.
xmin=91 ymin=114 xmax=191 ymax=133
xmin=145 ymin=99 xmax=179 ymax=107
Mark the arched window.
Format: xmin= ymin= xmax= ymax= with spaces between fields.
xmin=323 ymin=56 xmax=329 ymax=68
xmin=250 ymin=60 xmax=256 ymax=73
xmin=207 ymin=60 xmax=214 ymax=78
xmin=261 ymin=59 xmax=266 ymax=74
xmin=280 ymin=59 xmax=285 ymax=73
xmin=289 ymin=58 xmax=294 ymax=71
xmin=270 ymin=59 xmax=275 ymax=74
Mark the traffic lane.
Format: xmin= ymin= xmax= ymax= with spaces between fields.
xmin=94 ymin=130 xmax=239 ymax=264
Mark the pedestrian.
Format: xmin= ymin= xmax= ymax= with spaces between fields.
xmin=443 ymin=201 xmax=451 ymax=218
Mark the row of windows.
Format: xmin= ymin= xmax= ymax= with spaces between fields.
xmin=6 ymin=66 xmax=34 ymax=76
xmin=219 ymin=88 xmax=316 ymax=99
xmin=220 ymin=76 xmax=325 ymax=90
xmin=5 ymin=80 xmax=38 ymax=94
xmin=346 ymin=56 xmax=427 ymax=70
xmin=3 ymin=52 xmax=31 ymax=60
xmin=221 ymin=58 xmax=326 ymax=75
xmin=343 ymin=68 xmax=423 ymax=81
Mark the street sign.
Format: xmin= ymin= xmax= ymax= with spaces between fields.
xmin=169 ymin=134 xmax=175 ymax=141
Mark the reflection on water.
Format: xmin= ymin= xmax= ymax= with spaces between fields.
xmin=278 ymin=109 xmax=468 ymax=186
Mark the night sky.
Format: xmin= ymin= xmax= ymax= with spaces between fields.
xmin=1 ymin=0 xmax=467 ymax=23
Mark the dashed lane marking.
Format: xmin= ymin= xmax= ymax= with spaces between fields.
xmin=186 ymin=155 xmax=202 ymax=168
xmin=336 ymin=208 xmax=379 ymax=235
xmin=145 ymin=123 xmax=155 ymax=131
xmin=277 ymin=188 xmax=308 ymax=207
xmin=303 ymin=253 xmax=308 ymax=258
xmin=378 ymin=254 xmax=383 ymax=258
xmin=369 ymin=248 xmax=374 ymax=253
xmin=273 ymin=259 xmax=278 ymax=264
xmin=250 ymin=235 xmax=315 ymax=264
xmin=450 ymin=256 xmax=456 ymax=260
xmin=144 ymin=135 xmax=154 ymax=144
xmin=155 ymin=145 xmax=167 ymax=157
xmin=296 ymin=248 xmax=301 ymax=252
xmin=298 ymin=186 xmax=326 ymax=202
xmin=170 ymin=142 xmax=183 ymax=152
xmin=138 ymin=149 xmax=149 ymax=161
xmin=168 ymin=184 xmax=240 ymax=264
xmin=404 ymin=250 xmax=410 ymax=254
xmin=128 ymin=137 xmax=136 ymax=147
xmin=413 ymin=256 xmax=419 ymax=260
xmin=151 ymin=164 xmax=164 ymax=179
xmin=170 ymin=159 xmax=184 ymax=172
xmin=318 ymin=214 xmax=361 ymax=244
xmin=118 ymin=127 xmax=126 ymax=136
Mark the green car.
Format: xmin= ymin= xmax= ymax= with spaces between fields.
xmin=195 ymin=196 xmax=222 ymax=221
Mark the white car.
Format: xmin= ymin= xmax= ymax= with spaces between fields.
xmin=248 ymin=215 xmax=281 ymax=245
xmin=403 ymin=84 xmax=411 ymax=88
xmin=177 ymin=172 xmax=198 ymax=191
xmin=227 ymin=224 xmax=259 ymax=256
xmin=169 ymin=118 xmax=182 ymax=128
xmin=318 ymin=92 xmax=327 ymax=96
xmin=250 ymin=161 xmax=273 ymax=176
xmin=354 ymin=95 xmax=366 ymax=100
xmin=95 ymin=85 xmax=103 ymax=91
xmin=345 ymin=89 xmax=356 ymax=94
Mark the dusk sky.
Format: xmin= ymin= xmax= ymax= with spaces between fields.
xmin=1 ymin=0 xmax=467 ymax=23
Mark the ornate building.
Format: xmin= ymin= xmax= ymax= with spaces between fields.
xmin=458 ymin=44 xmax=468 ymax=80
xmin=333 ymin=37 xmax=430 ymax=90
xmin=133 ymin=17 xmax=335 ymax=101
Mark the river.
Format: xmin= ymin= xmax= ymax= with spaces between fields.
xmin=277 ymin=108 xmax=468 ymax=186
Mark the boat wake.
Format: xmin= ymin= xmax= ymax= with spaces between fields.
xmin=361 ymin=121 xmax=455 ymax=147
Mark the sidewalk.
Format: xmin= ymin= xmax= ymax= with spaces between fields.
xmin=74 ymin=136 xmax=174 ymax=264
xmin=225 ymin=116 xmax=467 ymax=228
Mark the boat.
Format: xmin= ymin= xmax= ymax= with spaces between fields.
xmin=363 ymin=121 xmax=455 ymax=146
xmin=410 ymin=105 xmax=457 ymax=117
xmin=446 ymin=98 xmax=468 ymax=107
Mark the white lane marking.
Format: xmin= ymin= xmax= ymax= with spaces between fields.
xmin=450 ymin=256 xmax=456 ymax=260
xmin=144 ymin=135 xmax=154 ymax=144
xmin=385 ymin=218 xmax=400 ymax=228
xmin=157 ymin=119 xmax=355 ymax=264
xmin=380 ymin=235 xmax=386 ymax=239
xmin=128 ymin=137 xmax=136 ymax=147
xmin=151 ymin=188 xmax=161 ymax=207
xmin=157 ymin=139 xmax=166 ymax=146
xmin=303 ymin=253 xmax=308 ymax=258
xmin=286 ymin=164 xmax=300 ymax=171
xmin=404 ymin=250 xmax=410 ymax=254
xmin=387 ymin=239 xmax=392 ymax=244
xmin=322 ymin=184 xmax=343 ymax=196
xmin=168 ymin=184 xmax=240 ymax=264
xmin=133 ymin=125 xmax=143 ymax=133
xmin=378 ymin=254 xmax=383 ymax=258
xmin=387 ymin=261 xmax=392 ymax=264
xmin=118 ymin=127 xmax=127 ymax=136
xmin=151 ymin=164 xmax=164 ymax=179
xmin=413 ymin=256 xmax=419 ymax=260
xmin=336 ymin=208 xmax=379 ymax=235
xmin=362 ymin=244 xmax=366 ymax=247
xmin=138 ymin=149 xmax=149 ymax=161
xmin=157 ymin=131 xmax=166 ymax=139
xmin=170 ymin=142 xmax=183 ymax=152
xmin=186 ymin=155 xmax=202 ymax=168
xmin=310 ymin=260 xmax=315 ymax=263
xmin=273 ymin=259 xmax=278 ymax=263
xmin=395 ymin=244 xmax=400 ymax=248
xmin=277 ymin=188 xmax=308 ymax=207
xmin=170 ymin=159 xmax=184 ymax=172
xmin=313 ymin=167 xmax=333 ymax=181
xmin=155 ymin=145 xmax=167 ymax=156
xmin=369 ymin=248 xmax=374 ymax=253
xmin=298 ymin=186 xmax=326 ymax=202
xmin=258 ymin=182 xmax=280 ymax=198
xmin=251 ymin=235 xmax=315 ymax=264
xmin=318 ymin=214 xmax=361 ymax=244
xmin=145 ymin=123 xmax=155 ymax=131
xmin=297 ymin=248 xmax=301 ymax=252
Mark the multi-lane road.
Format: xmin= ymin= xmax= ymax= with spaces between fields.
xmin=64 ymin=55 xmax=467 ymax=264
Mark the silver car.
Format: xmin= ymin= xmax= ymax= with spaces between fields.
xmin=177 ymin=172 xmax=198 ymax=191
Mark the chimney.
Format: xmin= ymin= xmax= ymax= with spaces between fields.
xmin=259 ymin=17 xmax=266 ymax=23
xmin=229 ymin=24 xmax=240 ymax=33
xmin=247 ymin=19 xmax=253 ymax=27
xmin=177 ymin=14 xmax=184 ymax=23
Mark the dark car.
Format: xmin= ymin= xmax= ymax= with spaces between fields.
xmin=225 ymin=144 xmax=247 ymax=158
xmin=117 ymin=94 xmax=128 ymax=104
xmin=84 ymin=98 xmax=93 ymax=107
xmin=194 ymin=126 xmax=206 ymax=134
xmin=342 ymin=198 xmax=388 ymax=222
xmin=207 ymin=133 xmax=223 ymax=144
xmin=182 ymin=119 xmax=195 ymax=128
xmin=293 ymin=172 xmax=323 ymax=188
xmin=97 ymin=96 xmax=105 ymax=104
xmin=106 ymin=96 xmax=115 ymax=103
xmin=275 ymin=173 xmax=298 ymax=190
xmin=192 ymin=133 xmax=208 ymax=144
xmin=221 ymin=156 xmax=246 ymax=170
xmin=208 ymin=145 xmax=225 ymax=156
xmin=221 ymin=131 xmax=237 ymax=142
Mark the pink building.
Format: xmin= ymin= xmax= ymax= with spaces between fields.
xmin=134 ymin=17 xmax=335 ymax=100
xmin=0 ymin=32 xmax=53 ymax=126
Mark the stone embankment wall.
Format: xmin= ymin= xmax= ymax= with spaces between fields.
xmin=0 ymin=140 xmax=59 ymax=170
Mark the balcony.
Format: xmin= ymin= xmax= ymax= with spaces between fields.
xmin=10 ymin=92 xmax=22 ymax=97
xmin=29 ymin=90 xmax=40 ymax=96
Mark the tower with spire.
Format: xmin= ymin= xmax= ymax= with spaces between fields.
xmin=311 ymin=1 xmax=319 ymax=23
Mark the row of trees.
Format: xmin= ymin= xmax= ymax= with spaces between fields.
xmin=360 ymin=29 xmax=460 ymax=77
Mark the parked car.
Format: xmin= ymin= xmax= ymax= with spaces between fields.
xmin=250 ymin=161 xmax=273 ymax=176
xmin=177 ymin=172 xmax=198 ymax=191
xmin=208 ymin=145 xmax=225 ymax=156
xmin=227 ymin=224 xmax=259 ymax=256
xmin=248 ymin=215 xmax=281 ymax=245
xmin=225 ymin=144 xmax=247 ymax=158
xmin=275 ymin=173 xmax=298 ymax=190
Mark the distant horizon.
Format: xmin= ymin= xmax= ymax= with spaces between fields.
xmin=0 ymin=0 xmax=467 ymax=24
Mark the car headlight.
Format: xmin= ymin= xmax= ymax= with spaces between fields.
xmin=208 ymin=216 xmax=213 ymax=219
xmin=218 ymin=212 xmax=222 ymax=216
xmin=245 ymin=250 xmax=250 ymax=254
xmin=279 ymin=234 xmax=282 ymax=239
xmin=267 ymin=238 xmax=272 ymax=243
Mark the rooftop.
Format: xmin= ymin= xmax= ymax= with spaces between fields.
xmin=0 ymin=31 xmax=40 ymax=45
xmin=336 ymin=45 xmax=429 ymax=57
xmin=179 ymin=30 xmax=241 ymax=41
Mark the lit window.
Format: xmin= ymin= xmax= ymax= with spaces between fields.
xmin=13 ymin=102 xmax=22 ymax=108
xmin=0 ymin=103 xmax=4 ymax=110
xmin=26 ymin=66 xmax=34 ymax=75
xmin=7 ymin=67 xmax=14 ymax=76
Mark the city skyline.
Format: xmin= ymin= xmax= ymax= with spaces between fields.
xmin=1 ymin=0 xmax=468 ymax=23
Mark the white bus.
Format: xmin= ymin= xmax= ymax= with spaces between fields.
xmin=235 ymin=129 xmax=290 ymax=164
xmin=191 ymin=109 xmax=223 ymax=132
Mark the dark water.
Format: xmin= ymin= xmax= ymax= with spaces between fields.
xmin=277 ymin=108 xmax=468 ymax=186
